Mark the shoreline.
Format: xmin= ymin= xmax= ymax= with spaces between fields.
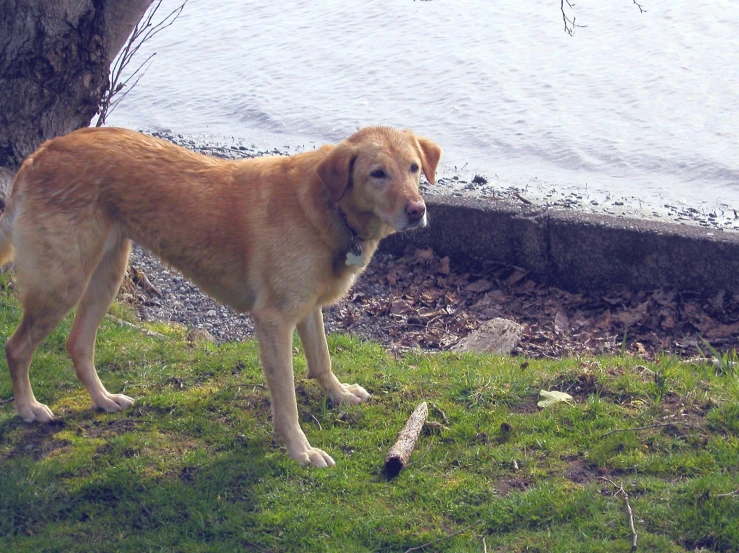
xmin=150 ymin=130 xmax=738 ymax=233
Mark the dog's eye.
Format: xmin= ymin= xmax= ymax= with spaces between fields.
xmin=370 ymin=169 xmax=387 ymax=179
xmin=410 ymin=163 xmax=419 ymax=173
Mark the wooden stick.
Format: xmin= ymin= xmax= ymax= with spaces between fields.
xmin=385 ymin=401 xmax=428 ymax=476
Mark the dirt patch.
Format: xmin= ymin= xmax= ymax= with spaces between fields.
xmin=495 ymin=475 xmax=532 ymax=496
xmin=83 ymin=419 xmax=142 ymax=439
xmin=657 ymin=393 xmax=713 ymax=430
xmin=561 ymin=454 xmax=603 ymax=485
xmin=0 ymin=420 xmax=69 ymax=461
xmin=550 ymin=373 xmax=603 ymax=399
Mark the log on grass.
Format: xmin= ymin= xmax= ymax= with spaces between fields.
xmin=384 ymin=401 xmax=428 ymax=476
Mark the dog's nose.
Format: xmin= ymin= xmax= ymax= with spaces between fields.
xmin=406 ymin=200 xmax=426 ymax=222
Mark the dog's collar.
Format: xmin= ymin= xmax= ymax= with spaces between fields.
xmin=338 ymin=208 xmax=366 ymax=267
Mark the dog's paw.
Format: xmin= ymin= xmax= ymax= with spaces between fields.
xmin=94 ymin=393 xmax=135 ymax=413
xmin=18 ymin=401 xmax=55 ymax=423
xmin=290 ymin=445 xmax=336 ymax=468
xmin=330 ymin=383 xmax=371 ymax=405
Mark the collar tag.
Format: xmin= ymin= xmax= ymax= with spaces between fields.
xmin=345 ymin=241 xmax=366 ymax=267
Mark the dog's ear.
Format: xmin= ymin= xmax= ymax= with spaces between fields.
xmin=316 ymin=142 xmax=358 ymax=202
xmin=416 ymin=136 xmax=442 ymax=185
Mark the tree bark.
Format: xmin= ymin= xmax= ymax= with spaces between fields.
xmin=0 ymin=0 xmax=153 ymax=198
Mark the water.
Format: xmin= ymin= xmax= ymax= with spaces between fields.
xmin=107 ymin=0 xmax=739 ymax=214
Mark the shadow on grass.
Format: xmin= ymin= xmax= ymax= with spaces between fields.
xmin=1 ymin=441 xmax=273 ymax=551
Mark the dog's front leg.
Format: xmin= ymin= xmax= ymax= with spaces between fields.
xmin=253 ymin=311 xmax=335 ymax=468
xmin=297 ymin=308 xmax=370 ymax=405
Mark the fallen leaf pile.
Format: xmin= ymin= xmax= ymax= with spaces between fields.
xmin=324 ymin=245 xmax=739 ymax=358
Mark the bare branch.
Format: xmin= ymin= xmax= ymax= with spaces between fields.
xmin=95 ymin=1 xmax=188 ymax=127
xmin=560 ymin=0 xmax=647 ymax=36
xmin=560 ymin=0 xmax=586 ymax=36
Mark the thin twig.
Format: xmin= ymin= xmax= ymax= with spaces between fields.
xmin=600 ymin=421 xmax=699 ymax=438
xmin=688 ymin=356 xmax=737 ymax=370
xmin=223 ymin=382 xmax=268 ymax=391
xmin=404 ymin=521 xmax=482 ymax=553
xmin=482 ymin=536 xmax=487 ymax=553
xmin=0 ymin=396 xmax=14 ymax=405
xmin=716 ymin=489 xmax=739 ymax=498
xmin=302 ymin=409 xmax=322 ymax=431
xmin=601 ymin=477 xmax=638 ymax=551
xmin=429 ymin=402 xmax=449 ymax=425
xmin=105 ymin=314 xmax=166 ymax=339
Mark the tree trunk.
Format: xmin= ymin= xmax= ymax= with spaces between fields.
xmin=0 ymin=0 xmax=153 ymax=198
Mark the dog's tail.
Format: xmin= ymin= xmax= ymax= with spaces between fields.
xmin=0 ymin=200 xmax=17 ymax=266
xmin=0 ymin=190 xmax=18 ymax=267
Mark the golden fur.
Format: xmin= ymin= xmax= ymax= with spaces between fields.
xmin=0 ymin=126 xmax=441 ymax=467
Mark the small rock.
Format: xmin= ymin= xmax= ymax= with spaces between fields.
xmin=451 ymin=318 xmax=523 ymax=355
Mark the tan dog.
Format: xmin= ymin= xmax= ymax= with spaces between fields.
xmin=0 ymin=126 xmax=440 ymax=467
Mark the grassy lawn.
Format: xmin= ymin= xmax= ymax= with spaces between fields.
xmin=0 ymin=276 xmax=737 ymax=552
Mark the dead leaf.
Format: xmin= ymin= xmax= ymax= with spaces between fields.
xmin=436 ymin=256 xmax=451 ymax=275
xmin=709 ymin=290 xmax=725 ymax=311
xmin=652 ymin=289 xmax=677 ymax=306
xmin=705 ymin=321 xmax=739 ymax=339
xmin=465 ymin=279 xmax=494 ymax=293
xmin=537 ymin=390 xmax=574 ymax=408
xmin=390 ymin=299 xmax=413 ymax=315
xmin=413 ymin=247 xmax=435 ymax=263
xmin=554 ymin=310 xmax=570 ymax=333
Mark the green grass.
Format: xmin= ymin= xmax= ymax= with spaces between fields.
xmin=0 ymin=276 xmax=737 ymax=552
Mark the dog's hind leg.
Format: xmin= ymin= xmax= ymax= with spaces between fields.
xmin=65 ymin=237 xmax=134 ymax=413
xmin=6 ymin=266 xmax=90 ymax=423
xmin=297 ymin=308 xmax=370 ymax=405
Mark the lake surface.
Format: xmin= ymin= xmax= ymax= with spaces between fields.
xmin=107 ymin=0 xmax=739 ymax=215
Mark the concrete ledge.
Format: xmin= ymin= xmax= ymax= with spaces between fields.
xmin=380 ymin=195 xmax=739 ymax=294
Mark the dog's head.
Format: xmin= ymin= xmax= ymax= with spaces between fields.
xmin=316 ymin=127 xmax=441 ymax=234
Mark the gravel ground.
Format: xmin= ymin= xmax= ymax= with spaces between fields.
xmin=129 ymin=244 xmax=255 ymax=342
